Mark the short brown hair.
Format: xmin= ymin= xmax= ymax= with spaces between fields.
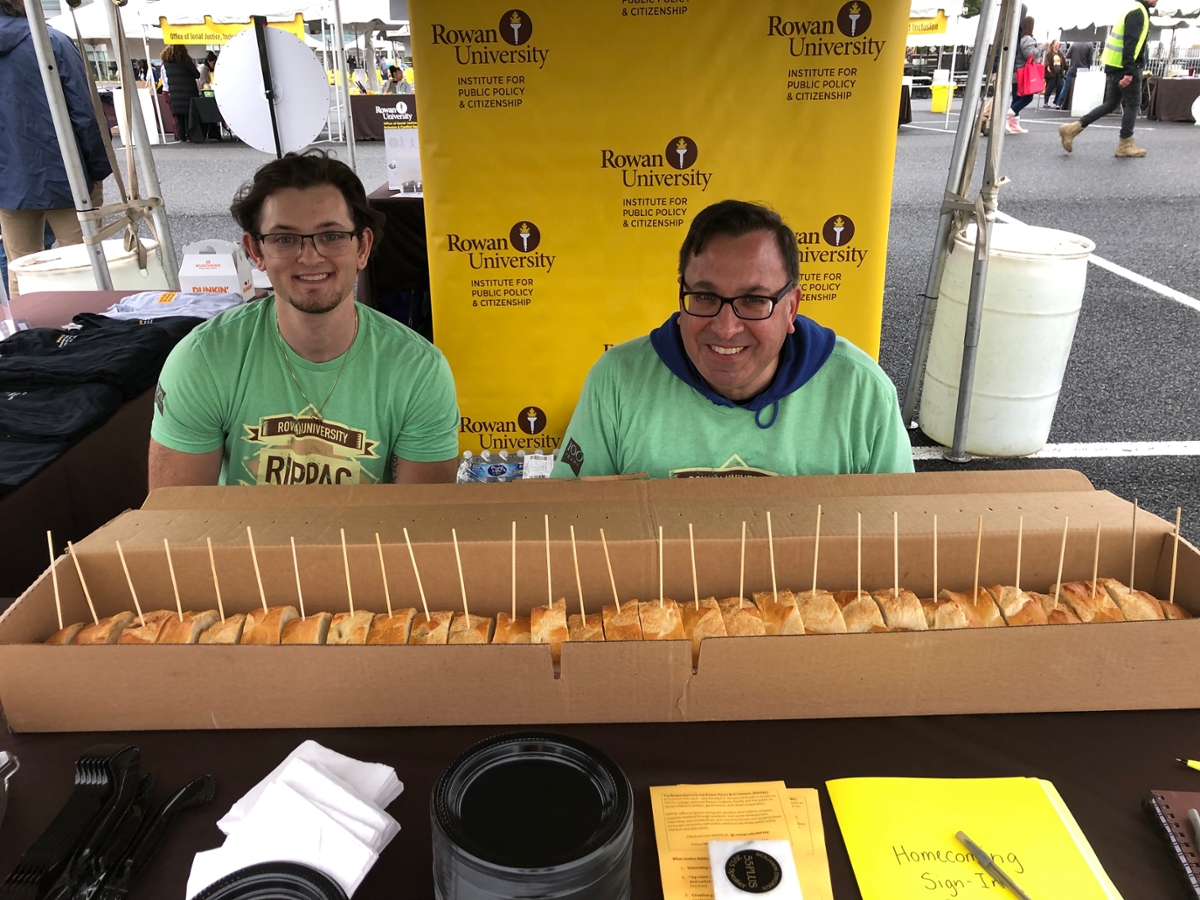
xmin=678 ymin=200 xmax=799 ymax=286
xmin=229 ymin=150 xmax=385 ymax=253
xmin=0 ymin=0 xmax=26 ymax=17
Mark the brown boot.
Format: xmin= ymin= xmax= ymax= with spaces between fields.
xmin=1115 ymin=136 xmax=1147 ymax=158
xmin=1058 ymin=121 xmax=1083 ymax=152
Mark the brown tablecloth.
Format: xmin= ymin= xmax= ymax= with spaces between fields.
xmin=899 ymin=84 xmax=912 ymax=126
xmin=2 ymin=710 xmax=1198 ymax=899
xmin=1147 ymin=76 xmax=1200 ymax=123
xmin=351 ymin=92 xmax=417 ymax=141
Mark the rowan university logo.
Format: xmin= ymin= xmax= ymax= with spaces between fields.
xmin=837 ymin=1 xmax=871 ymax=37
xmin=509 ymin=221 xmax=541 ymax=252
xmin=823 ymin=214 xmax=855 ymax=246
xmin=500 ymin=9 xmax=532 ymax=45
xmin=665 ymin=136 xmax=698 ymax=170
xmin=518 ymin=405 xmax=546 ymax=434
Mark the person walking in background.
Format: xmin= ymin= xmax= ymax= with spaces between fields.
xmin=1057 ymin=39 xmax=1094 ymax=110
xmin=0 ymin=0 xmax=110 ymax=297
xmin=161 ymin=44 xmax=199 ymax=142
xmin=1059 ymin=0 xmax=1155 ymax=158
xmin=1006 ymin=16 xmax=1038 ymax=134
xmin=1043 ymin=40 xmax=1066 ymax=108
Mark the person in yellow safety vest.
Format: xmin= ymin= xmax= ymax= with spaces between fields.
xmin=1058 ymin=0 xmax=1155 ymax=158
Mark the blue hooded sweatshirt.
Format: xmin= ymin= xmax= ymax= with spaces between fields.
xmin=0 ymin=9 xmax=110 ymax=210
xmin=648 ymin=311 xmax=837 ymax=429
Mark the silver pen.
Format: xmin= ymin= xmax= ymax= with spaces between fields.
xmin=956 ymin=831 xmax=1034 ymax=900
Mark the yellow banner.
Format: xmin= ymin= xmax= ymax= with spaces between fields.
xmin=160 ymin=15 xmax=306 ymax=45
xmin=909 ymin=11 xmax=949 ymax=35
xmin=411 ymin=0 xmax=908 ymax=454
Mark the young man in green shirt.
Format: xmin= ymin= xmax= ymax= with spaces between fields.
xmin=149 ymin=151 xmax=459 ymax=487
xmin=553 ymin=200 xmax=913 ymax=479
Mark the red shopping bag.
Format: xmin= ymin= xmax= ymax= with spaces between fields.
xmin=1016 ymin=56 xmax=1046 ymax=96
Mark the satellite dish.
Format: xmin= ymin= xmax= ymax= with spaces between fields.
xmin=214 ymin=26 xmax=329 ymax=155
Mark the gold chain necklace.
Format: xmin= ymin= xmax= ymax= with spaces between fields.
xmin=276 ymin=310 xmax=359 ymax=421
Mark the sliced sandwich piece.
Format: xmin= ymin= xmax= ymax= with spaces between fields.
xmin=679 ymin=598 xmax=727 ymax=665
xmin=639 ymin=598 xmax=687 ymax=641
xmin=871 ymin=589 xmax=927 ymax=632
xmin=367 ymin=609 xmax=417 ymax=644
xmin=199 ymin=613 xmax=247 ymax=644
xmin=327 ymin=610 xmax=376 ymax=645
xmin=449 ymin=613 xmax=495 ymax=644
xmin=832 ymin=591 xmax=888 ymax=633
xmin=46 ymin=622 xmax=86 ymax=644
xmin=1099 ymin=578 xmax=1165 ymax=622
xmin=1049 ymin=582 xmax=1124 ymax=624
xmin=986 ymin=585 xmax=1048 ymax=627
xmin=753 ymin=591 xmax=805 ymax=635
xmin=601 ymin=603 xmax=643 ymax=641
xmin=937 ymin=588 xmax=1004 ymax=628
xmin=567 ymin=612 xmax=605 ymax=643
xmin=281 ymin=612 xmax=333 ymax=645
xmin=531 ymin=598 xmax=569 ymax=662
xmin=717 ymin=597 xmax=766 ymax=636
xmin=1160 ymin=600 xmax=1193 ymax=620
xmin=919 ymin=597 xmax=969 ymax=630
xmin=492 ymin=613 xmax=532 ymax=644
xmin=408 ymin=610 xmax=454 ymax=645
xmin=794 ymin=590 xmax=847 ymax=634
xmin=117 ymin=609 xmax=177 ymax=644
xmin=160 ymin=610 xmax=222 ymax=644
xmin=74 ymin=611 xmax=135 ymax=644
xmin=242 ymin=606 xmax=300 ymax=645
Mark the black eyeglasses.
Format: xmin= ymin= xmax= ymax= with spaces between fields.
xmin=679 ymin=281 xmax=795 ymax=321
xmin=254 ymin=231 xmax=361 ymax=259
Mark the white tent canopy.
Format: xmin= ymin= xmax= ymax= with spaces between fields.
xmin=47 ymin=0 xmax=163 ymax=42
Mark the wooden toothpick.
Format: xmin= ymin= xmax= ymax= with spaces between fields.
xmin=811 ymin=505 xmax=822 ymax=595
xmin=47 ymin=531 xmax=62 ymax=631
xmin=856 ymin=512 xmax=863 ymax=599
xmin=570 ymin=525 xmax=585 ymax=619
xmin=544 ymin=514 xmax=553 ymax=610
xmin=67 ymin=541 xmax=98 ymax=625
xmin=1015 ymin=516 xmax=1023 ymax=593
xmin=376 ymin=533 xmax=392 ymax=618
xmin=1053 ymin=517 xmax=1070 ymax=607
xmin=163 ymin=539 xmax=183 ymax=622
xmin=600 ymin=528 xmax=621 ymax=614
xmin=1129 ymin=499 xmax=1139 ymax=593
xmin=932 ymin=514 xmax=938 ymax=601
xmin=972 ymin=516 xmax=982 ymax=601
xmin=1091 ymin=522 xmax=1101 ymax=600
xmin=206 ymin=537 xmax=225 ymax=622
xmin=739 ymin=521 xmax=747 ymax=607
xmin=340 ymin=528 xmax=354 ymax=615
xmin=894 ymin=511 xmax=900 ymax=598
xmin=1170 ymin=508 xmax=1182 ymax=607
xmin=767 ymin=511 xmax=778 ymax=605
xmin=658 ymin=525 xmax=665 ymax=608
xmin=511 ymin=521 xmax=517 ymax=620
xmin=689 ymin=523 xmax=699 ymax=610
xmin=452 ymin=528 xmax=469 ymax=618
xmin=291 ymin=537 xmax=306 ymax=621
xmin=115 ymin=541 xmax=146 ymax=627
xmin=403 ymin=527 xmax=430 ymax=618
xmin=246 ymin=526 xmax=268 ymax=614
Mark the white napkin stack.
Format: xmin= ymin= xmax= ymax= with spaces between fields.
xmin=186 ymin=741 xmax=404 ymax=899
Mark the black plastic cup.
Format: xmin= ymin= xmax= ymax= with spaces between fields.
xmin=431 ymin=732 xmax=634 ymax=900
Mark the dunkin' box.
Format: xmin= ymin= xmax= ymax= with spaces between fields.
xmin=0 ymin=471 xmax=1197 ymax=732
xmin=178 ymin=240 xmax=254 ymax=300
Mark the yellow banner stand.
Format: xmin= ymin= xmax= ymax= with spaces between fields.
xmin=411 ymin=0 xmax=908 ymax=454
xmin=160 ymin=14 xmax=306 ymax=45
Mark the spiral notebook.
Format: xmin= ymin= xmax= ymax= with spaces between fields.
xmin=1143 ymin=791 xmax=1200 ymax=900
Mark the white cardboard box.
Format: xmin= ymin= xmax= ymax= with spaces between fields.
xmin=178 ymin=240 xmax=254 ymax=300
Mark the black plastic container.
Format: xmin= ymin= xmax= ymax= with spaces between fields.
xmin=431 ymin=732 xmax=634 ymax=900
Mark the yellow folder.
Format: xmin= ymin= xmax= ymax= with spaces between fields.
xmin=827 ymin=776 xmax=1124 ymax=900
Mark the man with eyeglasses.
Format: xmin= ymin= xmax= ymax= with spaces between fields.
xmin=552 ymin=200 xmax=912 ymax=478
xmin=148 ymin=150 xmax=459 ymax=487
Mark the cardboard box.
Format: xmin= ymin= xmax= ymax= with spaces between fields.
xmin=0 ymin=471 xmax=1196 ymax=733
xmin=178 ymin=239 xmax=254 ymax=300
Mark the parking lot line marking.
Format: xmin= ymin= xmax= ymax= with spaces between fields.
xmin=995 ymin=211 xmax=1200 ymax=313
xmin=912 ymin=441 xmax=1200 ymax=461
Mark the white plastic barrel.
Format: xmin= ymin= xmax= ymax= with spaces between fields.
xmin=10 ymin=239 xmax=168 ymax=294
xmin=919 ymin=222 xmax=1095 ymax=457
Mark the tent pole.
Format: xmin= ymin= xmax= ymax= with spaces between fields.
xmin=24 ymin=0 xmax=112 ymax=289
xmin=900 ymin=0 xmax=1000 ymax=427
xmin=945 ymin=38 xmax=958 ymax=131
xmin=332 ymin=0 xmax=357 ymax=171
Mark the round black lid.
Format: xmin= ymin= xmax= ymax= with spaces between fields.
xmin=192 ymin=862 xmax=348 ymax=900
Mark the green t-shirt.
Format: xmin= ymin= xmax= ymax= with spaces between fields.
xmin=552 ymin=335 xmax=914 ymax=479
xmin=151 ymin=297 xmax=459 ymax=485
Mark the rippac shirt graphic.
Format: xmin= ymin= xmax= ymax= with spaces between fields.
xmin=240 ymin=406 xmax=380 ymax=485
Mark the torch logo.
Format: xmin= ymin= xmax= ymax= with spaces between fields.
xmin=499 ymin=9 xmax=533 ymax=45
xmin=837 ymin=1 xmax=871 ymax=37
xmin=822 ymin=214 xmax=855 ymax=246
xmin=665 ymin=136 xmax=698 ymax=170
xmin=518 ymin=405 xmax=547 ymax=435
xmin=509 ymin=221 xmax=541 ymax=253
